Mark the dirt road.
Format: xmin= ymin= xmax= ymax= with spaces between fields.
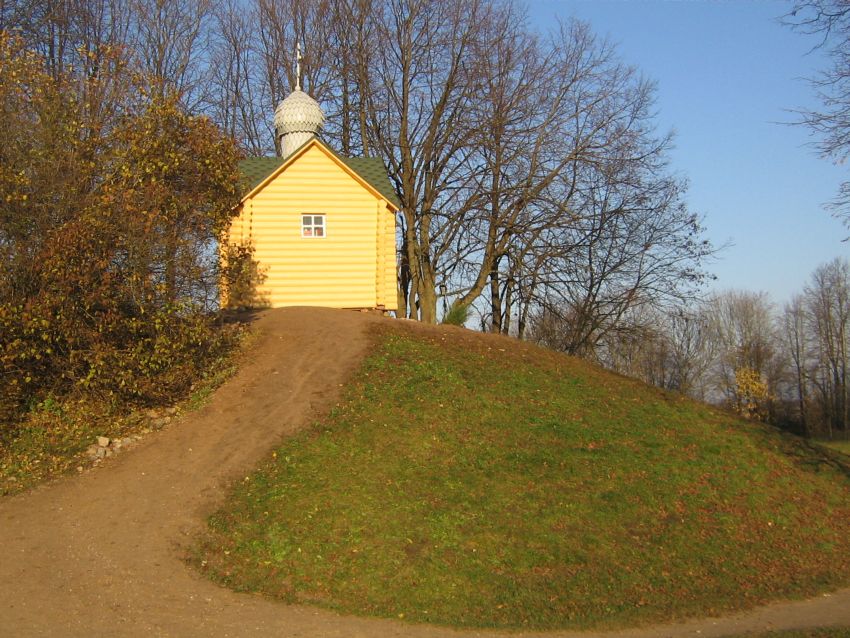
xmin=0 ymin=307 xmax=847 ymax=637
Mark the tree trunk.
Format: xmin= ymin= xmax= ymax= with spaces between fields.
xmin=503 ymin=277 xmax=514 ymax=335
xmin=489 ymin=265 xmax=501 ymax=333
xmin=418 ymin=275 xmax=437 ymax=323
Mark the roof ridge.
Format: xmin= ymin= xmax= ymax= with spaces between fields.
xmin=238 ymin=141 xmax=400 ymax=209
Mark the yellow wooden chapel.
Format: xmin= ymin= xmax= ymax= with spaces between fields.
xmin=225 ymin=67 xmax=399 ymax=311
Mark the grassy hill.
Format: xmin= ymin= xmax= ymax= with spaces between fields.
xmin=193 ymin=320 xmax=850 ymax=631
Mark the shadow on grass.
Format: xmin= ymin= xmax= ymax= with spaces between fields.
xmin=750 ymin=422 xmax=850 ymax=483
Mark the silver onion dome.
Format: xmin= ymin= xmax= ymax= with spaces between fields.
xmin=274 ymin=88 xmax=325 ymax=158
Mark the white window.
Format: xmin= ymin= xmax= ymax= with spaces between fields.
xmin=301 ymin=214 xmax=326 ymax=238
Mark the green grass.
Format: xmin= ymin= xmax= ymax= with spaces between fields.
xmin=0 ymin=399 xmax=137 ymax=494
xmin=194 ymin=324 xmax=850 ymax=631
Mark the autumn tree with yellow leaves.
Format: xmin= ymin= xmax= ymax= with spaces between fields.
xmin=0 ymin=32 xmax=242 ymax=430
xmin=733 ymin=367 xmax=771 ymax=420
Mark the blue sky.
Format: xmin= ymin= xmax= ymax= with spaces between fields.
xmin=526 ymin=0 xmax=848 ymax=306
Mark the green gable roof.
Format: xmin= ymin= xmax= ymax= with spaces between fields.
xmin=239 ymin=157 xmax=284 ymax=193
xmin=238 ymin=140 xmax=401 ymax=209
xmin=339 ymin=157 xmax=401 ymax=209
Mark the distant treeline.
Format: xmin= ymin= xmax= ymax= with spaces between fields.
xmin=535 ymin=258 xmax=849 ymax=441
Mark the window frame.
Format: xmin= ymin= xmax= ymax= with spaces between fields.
xmin=301 ymin=214 xmax=327 ymax=238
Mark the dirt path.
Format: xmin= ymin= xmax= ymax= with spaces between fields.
xmin=0 ymin=307 xmax=848 ymax=637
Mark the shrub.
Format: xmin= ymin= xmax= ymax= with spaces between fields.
xmin=0 ymin=33 xmax=242 ymax=433
xmin=220 ymin=240 xmax=269 ymax=309
xmin=442 ymin=303 xmax=469 ymax=326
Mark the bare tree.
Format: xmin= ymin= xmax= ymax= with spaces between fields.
xmin=322 ymin=0 xmax=376 ymax=156
xmin=204 ymin=0 xmax=268 ymax=154
xmin=657 ymin=307 xmax=716 ymax=398
xmin=447 ymin=7 xmax=560 ymax=332
xmin=128 ymin=0 xmax=214 ymax=108
xmin=805 ymin=257 xmax=850 ymax=436
xmin=782 ymin=293 xmax=812 ymax=433
xmin=0 ymin=0 xmax=132 ymax=80
xmin=442 ymin=16 xmax=714 ymax=339
xmin=785 ymin=0 xmax=850 ymax=227
xmin=363 ymin=0 xmax=489 ymax=322
xmin=516 ymin=135 xmax=712 ymax=356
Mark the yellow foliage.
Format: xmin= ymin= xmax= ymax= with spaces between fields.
xmin=0 ymin=32 xmax=243 ymax=429
xmin=734 ymin=367 xmax=770 ymax=420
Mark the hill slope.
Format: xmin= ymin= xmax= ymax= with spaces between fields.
xmin=196 ymin=318 xmax=850 ymax=631
xmin=0 ymin=308 xmax=391 ymax=637
xmin=0 ymin=307 xmax=848 ymax=637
